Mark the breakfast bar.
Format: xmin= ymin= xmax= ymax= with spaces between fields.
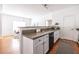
xmin=19 ymin=26 xmax=60 ymax=54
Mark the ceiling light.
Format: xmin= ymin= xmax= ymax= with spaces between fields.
xmin=42 ymin=4 xmax=48 ymax=9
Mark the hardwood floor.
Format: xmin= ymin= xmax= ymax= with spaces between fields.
xmin=0 ymin=36 xmax=20 ymax=54
xmin=0 ymin=37 xmax=79 ymax=54
xmin=50 ymin=39 xmax=79 ymax=54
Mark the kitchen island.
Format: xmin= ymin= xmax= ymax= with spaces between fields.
xmin=19 ymin=26 xmax=60 ymax=54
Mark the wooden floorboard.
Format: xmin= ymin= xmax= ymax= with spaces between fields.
xmin=0 ymin=38 xmax=20 ymax=54
xmin=0 ymin=37 xmax=79 ymax=54
xmin=50 ymin=39 xmax=79 ymax=54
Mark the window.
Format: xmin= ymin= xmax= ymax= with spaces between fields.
xmin=13 ymin=21 xmax=26 ymax=33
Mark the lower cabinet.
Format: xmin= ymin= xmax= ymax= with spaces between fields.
xmin=33 ymin=34 xmax=49 ymax=54
xmin=43 ymin=35 xmax=49 ymax=54
xmin=33 ymin=42 xmax=43 ymax=54
xmin=22 ymin=30 xmax=59 ymax=54
xmin=23 ymin=34 xmax=49 ymax=54
xmin=43 ymin=40 xmax=49 ymax=54
xmin=54 ymin=30 xmax=59 ymax=43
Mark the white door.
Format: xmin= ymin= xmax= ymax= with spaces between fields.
xmin=63 ymin=15 xmax=75 ymax=41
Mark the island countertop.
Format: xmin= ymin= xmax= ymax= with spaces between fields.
xmin=23 ymin=29 xmax=59 ymax=39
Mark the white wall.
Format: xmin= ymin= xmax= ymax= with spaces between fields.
xmin=44 ymin=6 xmax=79 ymax=25
xmin=0 ymin=4 xmax=2 ymax=13
xmin=1 ymin=14 xmax=31 ymax=35
xmin=44 ymin=6 xmax=79 ymax=41
xmin=0 ymin=14 xmax=1 ymax=35
xmin=31 ymin=16 xmax=46 ymax=26
xmin=0 ymin=4 xmax=2 ymax=35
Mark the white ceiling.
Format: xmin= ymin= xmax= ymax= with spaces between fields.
xmin=2 ymin=4 xmax=79 ymax=16
xmin=18 ymin=4 xmax=79 ymax=12
xmin=47 ymin=4 xmax=79 ymax=11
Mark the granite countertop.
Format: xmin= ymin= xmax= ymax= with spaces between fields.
xmin=76 ymin=28 xmax=79 ymax=31
xmin=23 ymin=29 xmax=59 ymax=39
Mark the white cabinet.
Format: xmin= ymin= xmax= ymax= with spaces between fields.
xmin=23 ymin=34 xmax=49 ymax=54
xmin=43 ymin=41 xmax=48 ymax=53
xmin=23 ymin=36 xmax=34 ymax=54
xmin=22 ymin=30 xmax=60 ymax=54
xmin=33 ymin=42 xmax=43 ymax=54
xmin=33 ymin=35 xmax=49 ymax=54
xmin=43 ymin=35 xmax=49 ymax=54
xmin=54 ymin=30 xmax=59 ymax=43
xmin=33 ymin=36 xmax=44 ymax=54
xmin=73 ymin=30 xmax=79 ymax=42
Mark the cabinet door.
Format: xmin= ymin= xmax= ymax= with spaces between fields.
xmin=54 ymin=31 xmax=59 ymax=43
xmin=43 ymin=40 xmax=49 ymax=54
xmin=43 ymin=35 xmax=49 ymax=54
xmin=34 ymin=42 xmax=43 ymax=54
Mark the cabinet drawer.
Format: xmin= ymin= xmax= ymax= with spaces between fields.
xmin=33 ymin=36 xmax=44 ymax=46
xmin=43 ymin=35 xmax=49 ymax=41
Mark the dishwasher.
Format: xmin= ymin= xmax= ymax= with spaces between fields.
xmin=49 ymin=32 xmax=54 ymax=49
xmin=76 ymin=28 xmax=79 ymax=46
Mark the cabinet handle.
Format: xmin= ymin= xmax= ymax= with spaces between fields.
xmin=43 ymin=42 xmax=45 ymax=44
xmin=39 ymin=39 xmax=41 ymax=41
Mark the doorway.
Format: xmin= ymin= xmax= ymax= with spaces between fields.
xmin=62 ymin=15 xmax=76 ymax=41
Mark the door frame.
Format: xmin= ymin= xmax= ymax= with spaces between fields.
xmin=62 ymin=15 xmax=76 ymax=41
